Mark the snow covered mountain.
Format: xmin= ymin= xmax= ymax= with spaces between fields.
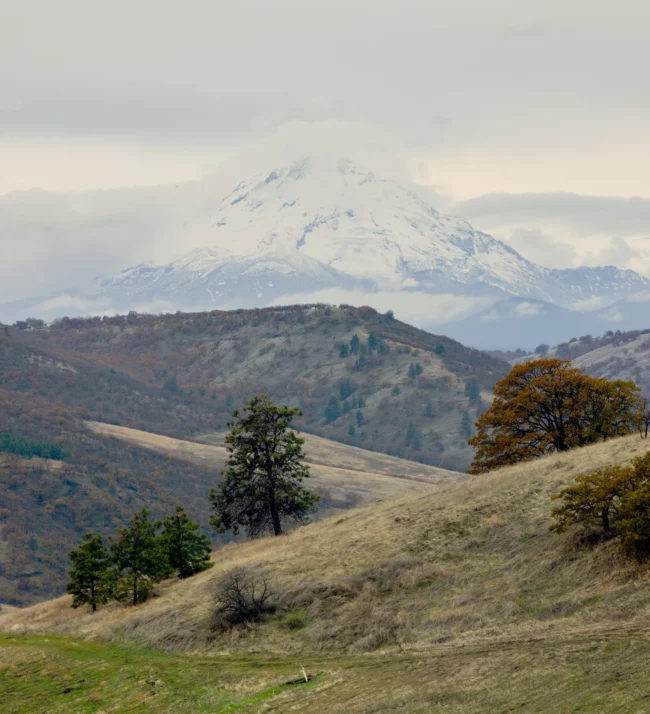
xmin=2 ymin=151 xmax=649 ymax=348
xmin=86 ymin=155 xmax=650 ymax=311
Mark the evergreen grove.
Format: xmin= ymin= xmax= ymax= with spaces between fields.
xmin=0 ymin=431 xmax=67 ymax=460
xmin=67 ymin=506 xmax=213 ymax=610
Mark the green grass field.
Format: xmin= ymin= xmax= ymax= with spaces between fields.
xmin=3 ymin=632 xmax=650 ymax=713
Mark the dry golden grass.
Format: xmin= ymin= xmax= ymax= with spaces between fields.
xmin=5 ymin=431 xmax=650 ymax=661
xmin=6 ymin=433 xmax=650 ymax=713
xmin=86 ymin=421 xmax=462 ymax=505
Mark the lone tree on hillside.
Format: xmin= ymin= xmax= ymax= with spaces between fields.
xmin=469 ymin=359 xmax=641 ymax=474
xmin=66 ymin=533 xmax=113 ymax=612
xmin=160 ymin=506 xmax=213 ymax=579
xmin=110 ymin=509 xmax=170 ymax=605
xmin=209 ymin=395 xmax=319 ymax=537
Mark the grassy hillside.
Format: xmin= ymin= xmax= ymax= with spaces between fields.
xmin=4 ymin=434 xmax=650 ymax=712
xmin=507 ymin=328 xmax=650 ymax=396
xmin=86 ymin=422 xmax=462 ymax=504
xmin=1 ymin=306 xmax=490 ymax=605
xmin=14 ymin=304 xmax=508 ymax=470
xmin=0 ymin=399 xmax=459 ymax=606
xmin=572 ymin=333 xmax=650 ymax=396
xmin=0 ymin=391 xmax=222 ymax=606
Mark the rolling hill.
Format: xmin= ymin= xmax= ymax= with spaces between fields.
xmin=507 ymin=327 xmax=650 ymax=396
xmin=0 ymin=406 xmax=461 ymax=607
xmin=11 ymin=304 xmax=508 ymax=470
xmin=4 ymin=433 xmax=650 ymax=712
xmin=1 ymin=304 xmax=501 ymax=605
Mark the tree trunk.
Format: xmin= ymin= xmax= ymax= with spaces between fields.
xmin=268 ymin=488 xmax=282 ymax=536
xmin=133 ymin=573 xmax=138 ymax=606
xmin=602 ymin=508 xmax=610 ymax=533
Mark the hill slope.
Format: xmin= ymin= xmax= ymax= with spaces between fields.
xmin=4 ymin=435 xmax=650 ymax=712
xmin=0 ymin=403 xmax=459 ymax=607
xmin=15 ymin=304 xmax=508 ymax=470
xmin=508 ymin=328 xmax=650 ymax=395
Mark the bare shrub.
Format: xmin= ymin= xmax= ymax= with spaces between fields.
xmin=211 ymin=568 xmax=276 ymax=630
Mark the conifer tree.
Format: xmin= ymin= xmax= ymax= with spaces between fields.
xmin=210 ymin=395 xmax=319 ymax=537
xmin=66 ymin=533 xmax=112 ymax=612
xmin=160 ymin=506 xmax=213 ymax=579
xmin=110 ymin=509 xmax=170 ymax=606
xmin=324 ymin=395 xmax=341 ymax=423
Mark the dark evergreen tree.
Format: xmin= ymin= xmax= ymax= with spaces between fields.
xmin=339 ymin=378 xmax=354 ymax=400
xmin=368 ymin=332 xmax=378 ymax=352
xmin=160 ymin=506 xmax=213 ymax=579
xmin=348 ymin=424 xmax=356 ymax=437
xmin=356 ymin=410 xmax=365 ymax=427
xmin=209 ymin=395 xmax=319 ymax=537
xmin=465 ymin=379 xmax=480 ymax=404
xmin=461 ymin=411 xmax=474 ymax=440
xmin=339 ymin=343 xmax=350 ymax=358
xmin=406 ymin=422 xmax=421 ymax=449
xmin=163 ymin=375 xmax=179 ymax=392
xmin=66 ymin=533 xmax=112 ymax=612
xmin=110 ymin=509 xmax=170 ymax=606
xmin=324 ymin=395 xmax=341 ymax=423
xmin=350 ymin=334 xmax=360 ymax=354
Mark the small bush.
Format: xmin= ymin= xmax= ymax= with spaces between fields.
xmin=281 ymin=613 xmax=306 ymax=631
xmin=211 ymin=568 xmax=276 ymax=630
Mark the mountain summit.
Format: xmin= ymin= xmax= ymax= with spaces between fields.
xmin=2 ymin=151 xmax=649 ymax=348
xmin=93 ymin=154 xmax=649 ymax=312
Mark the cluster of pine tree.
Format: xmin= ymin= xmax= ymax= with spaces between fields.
xmin=338 ymin=331 xmax=389 ymax=364
xmin=0 ymin=432 xmax=66 ymax=460
xmin=67 ymin=506 xmax=212 ymax=611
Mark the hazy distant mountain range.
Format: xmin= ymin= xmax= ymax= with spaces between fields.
xmin=2 ymin=153 xmax=649 ymax=349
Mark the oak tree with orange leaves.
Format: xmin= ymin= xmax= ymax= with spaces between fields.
xmin=468 ymin=359 xmax=641 ymax=474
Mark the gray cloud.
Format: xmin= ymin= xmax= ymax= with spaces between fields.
xmin=455 ymin=193 xmax=650 ymax=237
xmin=506 ymin=228 xmax=577 ymax=269
xmin=2 ymin=0 xmax=650 ymax=146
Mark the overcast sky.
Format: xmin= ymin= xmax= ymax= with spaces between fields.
xmin=1 ymin=0 xmax=650 ymax=297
